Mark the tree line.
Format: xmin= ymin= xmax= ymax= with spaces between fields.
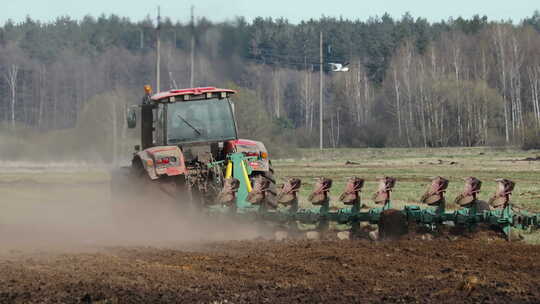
xmin=1 ymin=12 xmax=540 ymax=161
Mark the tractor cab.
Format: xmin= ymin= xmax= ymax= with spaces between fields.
xmin=127 ymin=86 xmax=271 ymax=183
xmin=129 ymin=86 xmax=238 ymax=148
xmin=128 ymin=86 xmax=238 ymax=163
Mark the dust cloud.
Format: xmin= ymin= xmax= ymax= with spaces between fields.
xmin=0 ymin=165 xmax=266 ymax=255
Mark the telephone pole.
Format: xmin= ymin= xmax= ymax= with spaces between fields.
xmin=319 ymin=31 xmax=323 ymax=151
xmin=190 ymin=5 xmax=195 ymax=87
xmin=156 ymin=6 xmax=161 ymax=92
xmin=139 ymin=28 xmax=144 ymax=49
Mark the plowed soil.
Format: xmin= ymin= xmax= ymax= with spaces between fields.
xmin=1 ymin=237 xmax=539 ymax=304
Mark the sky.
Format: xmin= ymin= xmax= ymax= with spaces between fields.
xmin=3 ymin=0 xmax=539 ymax=24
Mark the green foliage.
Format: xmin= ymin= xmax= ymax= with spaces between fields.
xmin=452 ymin=15 xmax=489 ymax=34
xmin=524 ymin=10 xmax=540 ymax=32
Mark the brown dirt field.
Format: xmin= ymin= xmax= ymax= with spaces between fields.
xmin=1 ymin=238 xmax=539 ymax=304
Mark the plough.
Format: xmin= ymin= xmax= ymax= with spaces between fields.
xmin=213 ymin=153 xmax=540 ymax=241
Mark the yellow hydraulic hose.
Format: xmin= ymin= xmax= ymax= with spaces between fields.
xmin=240 ymin=160 xmax=253 ymax=192
xmin=225 ymin=161 xmax=233 ymax=178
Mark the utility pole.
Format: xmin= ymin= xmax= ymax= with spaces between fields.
xmin=156 ymin=6 xmax=161 ymax=92
xmin=319 ymin=31 xmax=323 ymax=151
xmin=139 ymin=28 xmax=144 ymax=49
xmin=190 ymin=5 xmax=195 ymax=87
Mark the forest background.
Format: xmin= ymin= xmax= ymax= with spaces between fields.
xmin=2 ymin=11 xmax=540 ymax=162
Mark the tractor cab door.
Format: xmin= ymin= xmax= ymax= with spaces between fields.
xmin=140 ymin=103 xmax=156 ymax=150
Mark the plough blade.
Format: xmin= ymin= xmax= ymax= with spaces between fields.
xmin=213 ymin=172 xmax=540 ymax=241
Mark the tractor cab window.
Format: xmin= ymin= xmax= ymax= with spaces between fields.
xmin=166 ymin=98 xmax=237 ymax=145
xmin=154 ymin=107 xmax=165 ymax=145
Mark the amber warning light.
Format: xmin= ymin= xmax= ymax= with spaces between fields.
xmin=144 ymin=85 xmax=152 ymax=94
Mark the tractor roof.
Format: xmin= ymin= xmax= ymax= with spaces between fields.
xmin=151 ymin=87 xmax=236 ymax=102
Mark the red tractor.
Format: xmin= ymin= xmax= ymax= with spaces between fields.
xmin=111 ymin=86 xmax=274 ymax=210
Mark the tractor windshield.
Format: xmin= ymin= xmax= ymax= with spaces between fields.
xmin=166 ymin=98 xmax=237 ymax=144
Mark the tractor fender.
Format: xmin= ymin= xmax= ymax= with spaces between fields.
xmin=225 ymin=139 xmax=271 ymax=172
xmin=133 ymin=146 xmax=187 ymax=180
